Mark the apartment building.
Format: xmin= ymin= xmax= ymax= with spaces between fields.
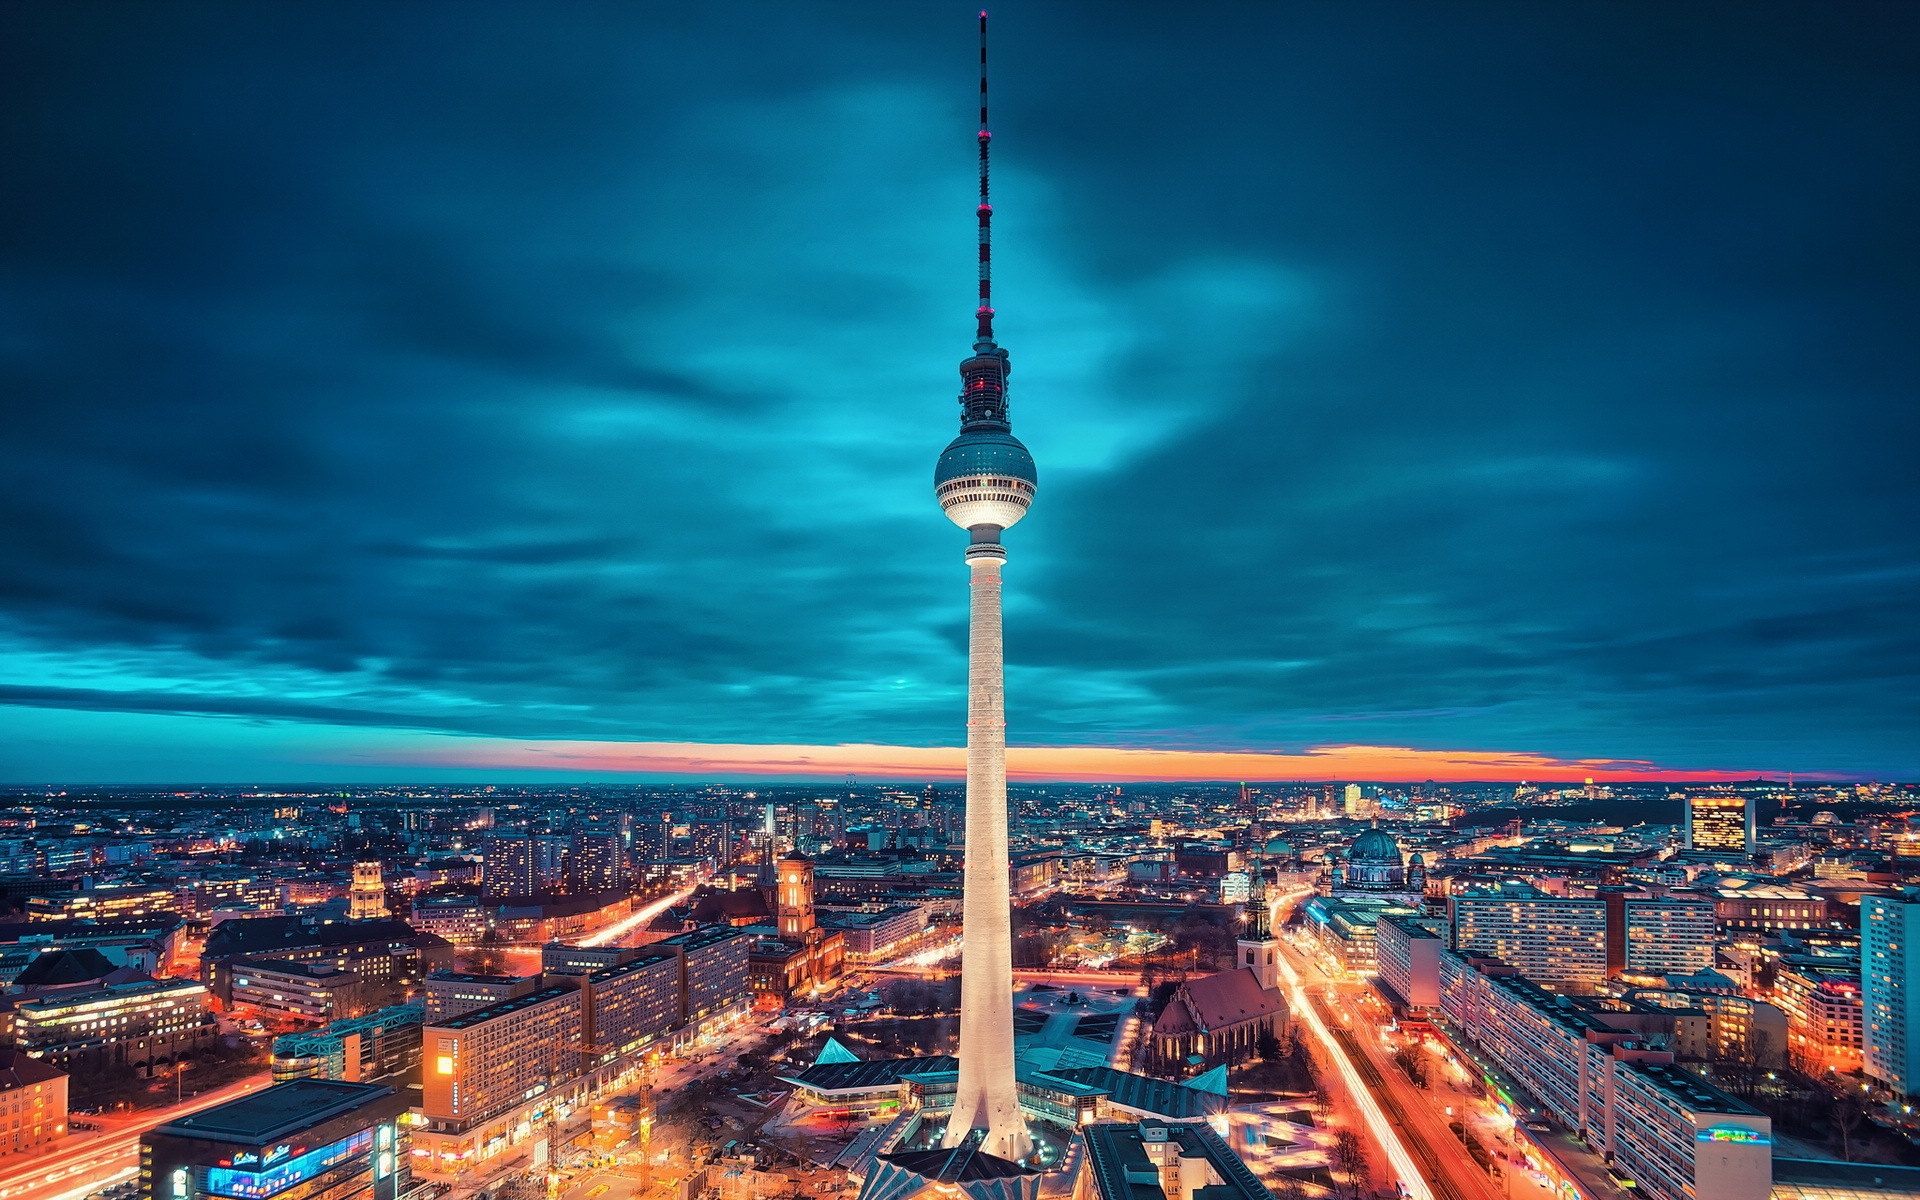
xmin=1621 ymin=898 xmax=1718 ymax=978
xmin=423 ymin=984 xmax=583 ymax=1147
xmin=0 ymin=1050 xmax=67 ymax=1157
xmin=1451 ymin=888 xmax=1608 ymax=990
xmin=415 ymin=933 xmax=748 ymax=1173
xmin=1863 ymin=893 xmax=1920 ymax=1093
xmin=581 ymin=950 xmax=681 ymax=1058
xmin=1772 ymin=961 xmax=1863 ymax=1074
xmin=658 ymin=925 xmax=750 ymax=1037
xmin=1439 ymin=949 xmax=1771 ymax=1200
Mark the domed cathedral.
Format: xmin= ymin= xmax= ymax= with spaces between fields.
xmin=1329 ymin=825 xmax=1426 ymax=902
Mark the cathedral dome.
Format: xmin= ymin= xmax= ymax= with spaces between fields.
xmin=1348 ymin=828 xmax=1402 ymax=863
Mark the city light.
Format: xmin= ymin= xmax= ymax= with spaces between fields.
xmin=1275 ymin=946 xmax=1434 ymax=1200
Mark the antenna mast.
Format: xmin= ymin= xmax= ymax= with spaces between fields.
xmin=976 ymin=11 xmax=994 ymax=345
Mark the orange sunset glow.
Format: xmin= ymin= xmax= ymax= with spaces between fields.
xmin=391 ymin=737 xmax=1776 ymax=783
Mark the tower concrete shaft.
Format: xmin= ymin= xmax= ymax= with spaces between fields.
xmin=942 ymin=546 xmax=1031 ymax=1161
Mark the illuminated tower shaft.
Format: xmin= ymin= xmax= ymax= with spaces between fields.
xmin=935 ymin=11 xmax=1033 ymax=1163
xmin=944 ymin=537 xmax=1028 ymax=1158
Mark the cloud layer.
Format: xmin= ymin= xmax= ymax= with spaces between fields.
xmin=1 ymin=3 xmax=1916 ymax=780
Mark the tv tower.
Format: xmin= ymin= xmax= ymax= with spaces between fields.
xmin=936 ymin=11 xmax=1034 ymax=1163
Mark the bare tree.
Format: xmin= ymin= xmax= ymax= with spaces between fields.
xmin=1332 ymin=1128 xmax=1370 ymax=1197
xmin=1832 ymin=1099 xmax=1868 ymax=1163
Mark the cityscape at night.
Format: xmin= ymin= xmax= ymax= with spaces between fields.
xmin=1 ymin=9 xmax=1917 ymax=1200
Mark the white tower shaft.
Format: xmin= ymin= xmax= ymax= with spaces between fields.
xmin=942 ymin=550 xmax=1031 ymax=1160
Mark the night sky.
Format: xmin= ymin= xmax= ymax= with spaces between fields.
xmin=3 ymin=4 xmax=1916 ymax=782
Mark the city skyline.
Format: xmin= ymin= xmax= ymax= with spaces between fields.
xmin=4 ymin=5 xmax=1918 ymax=783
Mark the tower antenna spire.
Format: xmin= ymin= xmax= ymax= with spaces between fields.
xmin=976 ymin=10 xmax=994 ymax=344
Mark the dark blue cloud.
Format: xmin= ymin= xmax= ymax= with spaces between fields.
xmin=0 ymin=2 xmax=1916 ymax=778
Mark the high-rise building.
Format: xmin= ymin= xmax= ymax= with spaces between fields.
xmin=934 ymin=14 xmax=1033 ymax=1163
xmin=1686 ymin=794 xmax=1755 ymax=856
xmin=568 ymin=830 xmax=626 ymax=895
xmin=348 ymin=862 xmax=389 ymax=920
xmin=689 ymin=820 xmax=734 ymax=868
xmin=1863 ymin=893 xmax=1920 ymax=1094
xmin=482 ymin=833 xmax=567 ymax=898
xmin=1342 ymin=783 xmax=1365 ymax=817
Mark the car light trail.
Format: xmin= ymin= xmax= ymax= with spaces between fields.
xmin=581 ymin=888 xmax=694 ymax=947
xmin=1276 ymin=947 xmax=1433 ymax=1200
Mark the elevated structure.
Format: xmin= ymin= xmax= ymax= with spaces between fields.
xmin=936 ymin=12 xmax=1034 ymax=1163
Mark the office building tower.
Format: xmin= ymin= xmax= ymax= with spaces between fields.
xmin=1686 ymin=794 xmax=1756 ymax=856
xmin=1864 ymin=893 xmax=1920 ymax=1094
xmin=933 ymin=14 xmax=1033 ymax=1162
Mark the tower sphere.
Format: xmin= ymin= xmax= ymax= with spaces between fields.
xmin=934 ymin=429 xmax=1036 ymax=531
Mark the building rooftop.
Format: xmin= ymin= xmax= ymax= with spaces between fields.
xmin=15 ymin=974 xmax=203 ymax=1012
xmin=780 ymin=1055 xmax=959 ymax=1093
xmin=589 ymin=949 xmax=679 ymax=982
xmin=1629 ymin=1061 xmax=1762 ymax=1116
xmin=156 ymin=1079 xmax=395 ymax=1145
xmin=1081 ymin=1120 xmax=1275 ymax=1200
xmin=0 ymin=1049 xmax=66 ymax=1090
xmin=658 ymin=925 xmax=747 ymax=953
xmin=432 ymin=983 xmax=577 ymax=1031
xmin=1036 ymin=1065 xmax=1225 ymax=1120
xmin=234 ymin=958 xmax=352 ymax=979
